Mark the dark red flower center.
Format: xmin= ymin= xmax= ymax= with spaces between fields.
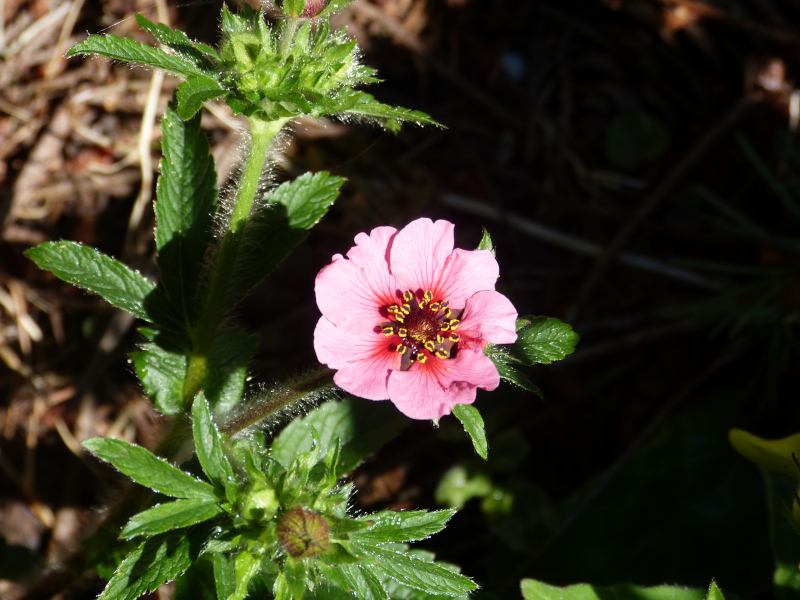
xmin=379 ymin=289 xmax=462 ymax=369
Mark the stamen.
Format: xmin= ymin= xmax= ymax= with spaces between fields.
xmin=436 ymin=335 xmax=444 ymax=344
xmin=382 ymin=327 xmax=394 ymax=336
xmin=388 ymin=305 xmax=399 ymax=313
xmin=424 ymin=340 xmax=435 ymax=352
xmin=440 ymin=322 xmax=450 ymax=331
xmin=423 ymin=290 xmax=433 ymax=302
xmin=396 ymin=345 xmax=406 ymax=354
xmin=429 ymin=302 xmax=441 ymax=313
xmin=443 ymin=308 xmax=452 ymax=318
xmin=398 ymin=328 xmax=408 ymax=338
xmin=435 ymin=349 xmax=448 ymax=359
xmin=416 ymin=354 xmax=428 ymax=364
xmin=401 ymin=303 xmax=411 ymax=314
xmin=395 ymin=314 xmax=405 ymax=323
xmin=403 ymin=290 xmax=414 ymax=303
xmin=449 ymin=319 xmax=460 ymax=330
xmin=449 ymin=333 xmax=460 ymax=342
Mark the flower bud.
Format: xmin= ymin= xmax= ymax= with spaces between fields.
xmin=276 ymin=506 xmax=329 ymax=559
xmin=301 ymin=0 xmax=325 ymax=17
xmin=240 ymin=484 xmax=279 ymax=522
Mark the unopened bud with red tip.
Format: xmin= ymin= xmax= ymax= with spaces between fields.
xmin=282 ymin=0 xmax=325 ymax=18
xmin=276 ymin=506 xmax=329 ymax=559
xmin=301 ymin=0 xmax=325 ymax=17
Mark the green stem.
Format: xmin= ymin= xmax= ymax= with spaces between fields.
xmin=221 ymin=368 xmax=336 ymax=436
xmin=280 ymin=18 xmax=301 ymax=57
xmin=183 ymin=116 xmax=288 ymax=402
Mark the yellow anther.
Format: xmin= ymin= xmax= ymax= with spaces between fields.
xmin=416 ymin=354 xmax=428 ymax=364
xmin=435 ymin=349 xmax=448 ymax=359
xmin=401 ymin=303 xmax=411 ymax=314
xmin=382 ymin=327 xmax=394 ymax=336
xmin=396 ymin=344 xmax=406 ymax=354
xmin=403 ymin=290 xmax=414 ymax=302
xmin=430 ymin=302 xmax=441 ymax=313
xmin=449 ymin=319 xmax=460 ymax=330
xmin=388 ymin=305 xmax=399 ymax=313
xmin=440 ymin=322 xmax=450 ymax=332
xmin=423 ymin=290 xmax=433 ymax=302
xmin=436 ymin=335 xmax=444 ymax=344
xmin=424 ymin=341 xmax=435 ymax=352
xmin=449 ymin=333 xmax=460 ymax=342
xmin=440 ymin=301 xmax=449 ymax=309
xmin=398 ymin=328 xmax=408 ymax=338
xmin=443 ymin=308 xmax=452 ymax=318
xmin=395 ymin=314 xmax=405 ymax=323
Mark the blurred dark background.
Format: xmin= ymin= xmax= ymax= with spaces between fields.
xmin=2 ymin=0 xmax=800 ymax=598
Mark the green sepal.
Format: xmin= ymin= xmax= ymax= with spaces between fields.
xmin=451 ymin=404 xmax=488 ymax=459
xmin=120 ymin=497 xmax=224 ymax=539
xmin=25 ymin=242 xmax=181 ymax=332
xmin=83 ymin=437 xmax=217 ymax=501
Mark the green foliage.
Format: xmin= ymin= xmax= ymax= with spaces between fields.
xmin=477 ymin=229 xmax=496 ymax=256
xmin=452 ymin=404 xmax=488 ymax=459
xmin=83 ymin=437 xmax=217 ymax=501
xmin=485 ymin=316 xmax=578 ymax=394
xmin=120 ymin=498 xmax=224 ymax=539
xmin=154 ymin=103 xmax=218 ymax=320
xmin=68 ymin=6 xmax=436 ymax=130
xmin=225 ymin=171 xmax=345 ymax=310
xmin=24 ymin=242 xmax=180 ymax=331
xmin=192 ymin=394 xmax=236 ymax=492
xmin=269 ymin=397 xmax=407 ymax=476
xmin=520 ymin=579 xmax=712 ymax=600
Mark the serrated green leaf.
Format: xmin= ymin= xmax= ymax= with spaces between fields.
xmin=131 ymin=335 xmax=188 ymax=415
xmin=483 ymin=344 xmax=543 ymax=396
xmin=337 ymin=564 xmax=389 ymax=600
xmin=514 ymin=317 xmax=579 ymax=365
xmin=270 ymin=398 xmax=406 ymax=475
xmin=134 ymin=14 xmax=217 ymax=72
xmin=317 ymin=0 xmax=359 ymax=18
xmin=99 ymin=528 xmax=206 ymax=600
xmin=706 ymin=582 xmax=725 ymax=600
xmin=520 ymin=579 xmax=707 ymax=600
xmin=213 ymin=553 xmax=236 ymax=600
xmin=204 ymin=326 xmax=258 ymax=413
xmin=121 ymin=497 xmax=223 ymax=539
xmin=343 ymin=93 xmax=440 ymax=132
xmin=355 ymin=510 xmax=455 ymax=544
xmin=363 ymin=545 xmax=476 ymax=597
xmin=67 ymin=34 xmax=214 ymax=79
xmin=225 ymin=172 xmax=343 ymax=309
xmin=83 ymin=437 xmax=217 ymax=500
xmin=476 ymin=229 xmax=495 ymax=256
xmin=155 ymin=104 xmax=218 ymax=323
xmin=231 ymin=550 xmax=262 ymax=600
xmin=192 ymin=393 xmax=235 ymax=491
xmin=176 ymin=77 xmax=229 ymax=119
xmin=25 ymin=242 xmax=180 ymax=329
xmin=451 ymin=404 xmax=488 ymax=459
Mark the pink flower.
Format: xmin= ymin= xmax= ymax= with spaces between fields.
xmin=314 ymin=218 xmax=517 ymax=420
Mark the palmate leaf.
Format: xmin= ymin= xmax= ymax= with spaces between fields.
xmin=99 ymin=528 xmax=206 ymax=600
xmin=120 ymin=497 xmax=223 ymax=539
xmin=224 ymin=171 xmax=344 ymax=310
xmin=25 ymin=242 xmax=181 ymax=331
xmin=355 ymin=510 xmax=455 ymax=544
xmin=83 ymin=437 xmax=217 ymax=501
xmin=451 ymin=404 xmax=488 ymax=459
xmin=67 ymin=34 xmax=216 ymax=79
xmin=155 ymin=104 xmax=218 ymax=322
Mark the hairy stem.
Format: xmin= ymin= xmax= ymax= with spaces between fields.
xmin=221 ymin=368 xmax=336 ymax=436
xmin=183 ymin=116 xmax=288 ymax=402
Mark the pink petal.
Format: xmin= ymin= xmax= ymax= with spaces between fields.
xmin=458 ymin=290 xmax=518 ymax=349
xmin=389 ymin=218 xmax=455 ymax=295
xmin=386 ymin=349 xmax=500 ymax=419
xmin=431 ymin=248 xmax=499 ymax=308
xmin=314 ymin=317 xmax=400 ymax=400
xmin=315 ymin=227 xmax=399 ymax=333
